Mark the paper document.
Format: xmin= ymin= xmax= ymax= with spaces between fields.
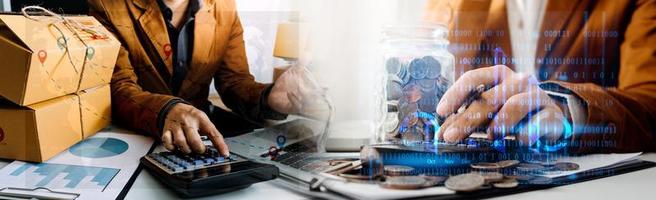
xmin=321 ymin=152 xmax=643 ymax=200
xmin=0 ymin=126 xmax=154 ymax=200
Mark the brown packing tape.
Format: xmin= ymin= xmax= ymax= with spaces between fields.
xmin=0 ymin=14 xmax=119 ymax=106
xmin=78 ymin=84 xmax=111 ymax=139
xmin=0 ymin=84 xmax=110 ymax=162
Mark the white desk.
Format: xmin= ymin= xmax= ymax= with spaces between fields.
xmin=2 ymin=153 xmax=655 ymax=199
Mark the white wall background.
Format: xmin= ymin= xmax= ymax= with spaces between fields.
xmin=298 ymin=0 xmax=428 ymax=138
xmin=220 ymin=0 xmax=430 ymax=138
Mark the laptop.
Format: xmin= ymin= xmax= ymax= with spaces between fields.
xmin=225 ymin=119 xmax=359 ymax=184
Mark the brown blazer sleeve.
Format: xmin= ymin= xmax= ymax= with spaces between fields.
xmin=549 ymin=0 xmax=656 ymax=153
xmin=213 ymin=6 xmax=272 ymax=121
xmin=89 ymin=0 xmax=180 ymax=137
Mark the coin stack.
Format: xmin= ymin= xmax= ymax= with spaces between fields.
xmin=385 ymin=56 xmax=451 ymax=143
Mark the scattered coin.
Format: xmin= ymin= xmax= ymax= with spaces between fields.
xmin=471 ymin=162 xmax=501 ymax=170
xmin=380 ymin=176 xmax=428 ymax=190
xmin=554 ymin=162 xmax=580 ymax=171
xmin=478 ymin=172 xmax=504 ymax=183
xmin=384 ymin=165 xmax=415 ymax=176
xmin=497 ymin=160 xmax=520 ymax=168
xmin=516 ymin=163 xmax=546 ymax=173
xmin=445 ymin=173 xmax=485 ymax=192
xmin=493 ymin=178 xmax=519 ymax=188
xmin=421 ymin=175 xmax=448 ymax=187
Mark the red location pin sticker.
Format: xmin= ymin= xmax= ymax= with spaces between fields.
xmin=163 ymin=44 xmax=172 ymax=59
xmin=38 ymin=50 xmax=47 ymax=65
xmin=0 ymin=127 xmax=5 ymax=143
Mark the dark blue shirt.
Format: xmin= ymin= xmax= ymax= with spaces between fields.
xmin=155 ymin=0 xmax=287 ymax=134
xmin=157 ymin=0 xmax=199 ymax=95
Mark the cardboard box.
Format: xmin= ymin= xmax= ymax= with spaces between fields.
xmin=0 ymin=84 xmax=111 ymax=162
xmin=0 ymin=14 xmax=120 ymax=106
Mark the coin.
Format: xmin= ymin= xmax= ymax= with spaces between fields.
xmin=471 ymin=162 xmax=501 ymax=170
xmin=497 ymin=160 xmax=520 ymax=168
xmin=398 ymin=100 xmax=418 ymax=116
xmin=379 ymin=176 xmax=428 ymax=190
xmin=417 ymin=79 xmax=437 ymax=91
xmin=387 ymin=76 xmax=403 ymax=100
xmin=445 ymin=173 xmax=485 ymax=192
xmin=421 ymin=175 xmax=448 ymax=187
xmin=418 ymin=95 xmax=438 ymax=113
xmin=400 ymin=63 xmax=411 ymax=84
xmin=384 ymin=165 xmax=415 ymax=176
xmin=386 ymin=57 xmax=402 ymax=75
xmin=402 ymin=83 xmax=422 ymax=103
xmin=493 ymin=178 xmax=519 ymax=188
xmin=554 ymin=162 xmax=580 ymax=171
xmin=400 ymin=112 xmax=419 ymax=128
xmin=409 ymin=58 xmax=428 ymax=79
xmin=478 ymin=172 xmax=504 ymax=183
xmin=515 ymin=163 xmax=546 ymax=173
xmin=423 ymin=56 xmax=442 ymax=79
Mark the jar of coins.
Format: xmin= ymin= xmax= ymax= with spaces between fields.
xmin=377 ymin=25 xmax=454 ymax=145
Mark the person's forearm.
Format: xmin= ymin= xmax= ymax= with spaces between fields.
xmin=547 ymin=81 xmax=656 ymax=153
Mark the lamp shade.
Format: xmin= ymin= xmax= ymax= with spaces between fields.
xmin=273 ymin=22 xmax=300 ymax=60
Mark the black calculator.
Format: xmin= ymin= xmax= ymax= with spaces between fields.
xmin=140 ymin=145 xmax=279 ymax=198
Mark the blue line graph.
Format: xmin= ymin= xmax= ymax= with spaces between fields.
xmin=9 ymin=163 xmax=120 ymax=191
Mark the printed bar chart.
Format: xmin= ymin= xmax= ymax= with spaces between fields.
xmin=9 ymin=162 xmax=120 ymax=191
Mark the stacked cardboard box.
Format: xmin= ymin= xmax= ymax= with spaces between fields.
xmin=0 ymin=14 xmax=120 ymax=162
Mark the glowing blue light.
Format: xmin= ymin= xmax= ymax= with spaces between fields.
xmin=541 ymin=117 xmax=573 ymax=152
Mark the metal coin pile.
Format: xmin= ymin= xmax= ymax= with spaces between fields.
xmin=385 ymin=56 xmax=451 ymax=143
xmin=330 ymin=148 xmax=579 ymax=192
xmin=443 ymin=159 xmax=580 ymax=192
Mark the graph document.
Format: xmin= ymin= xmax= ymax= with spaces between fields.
xmin=0 ymin=127 xmax=154 ymax=200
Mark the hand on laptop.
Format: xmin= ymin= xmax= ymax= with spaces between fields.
xmin=161 ymin=103 xmax=230 ymax=156
xmin=268 ymin=65 xmax=329 ymax=119
xmin=436 ymin=65 xmax=565 ymax=146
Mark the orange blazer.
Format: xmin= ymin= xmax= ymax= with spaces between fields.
xmin=88 ymin=0 xmax=270 ymax=136
xmin=426 ymin=0 xmax=656 ymax=153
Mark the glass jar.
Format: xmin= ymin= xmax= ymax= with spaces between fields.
xmin=376 ymin=25 xmax=455 ymax=145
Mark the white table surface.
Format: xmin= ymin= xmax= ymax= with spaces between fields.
xmin=2 ymin=153 xmax=655 ymax=199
